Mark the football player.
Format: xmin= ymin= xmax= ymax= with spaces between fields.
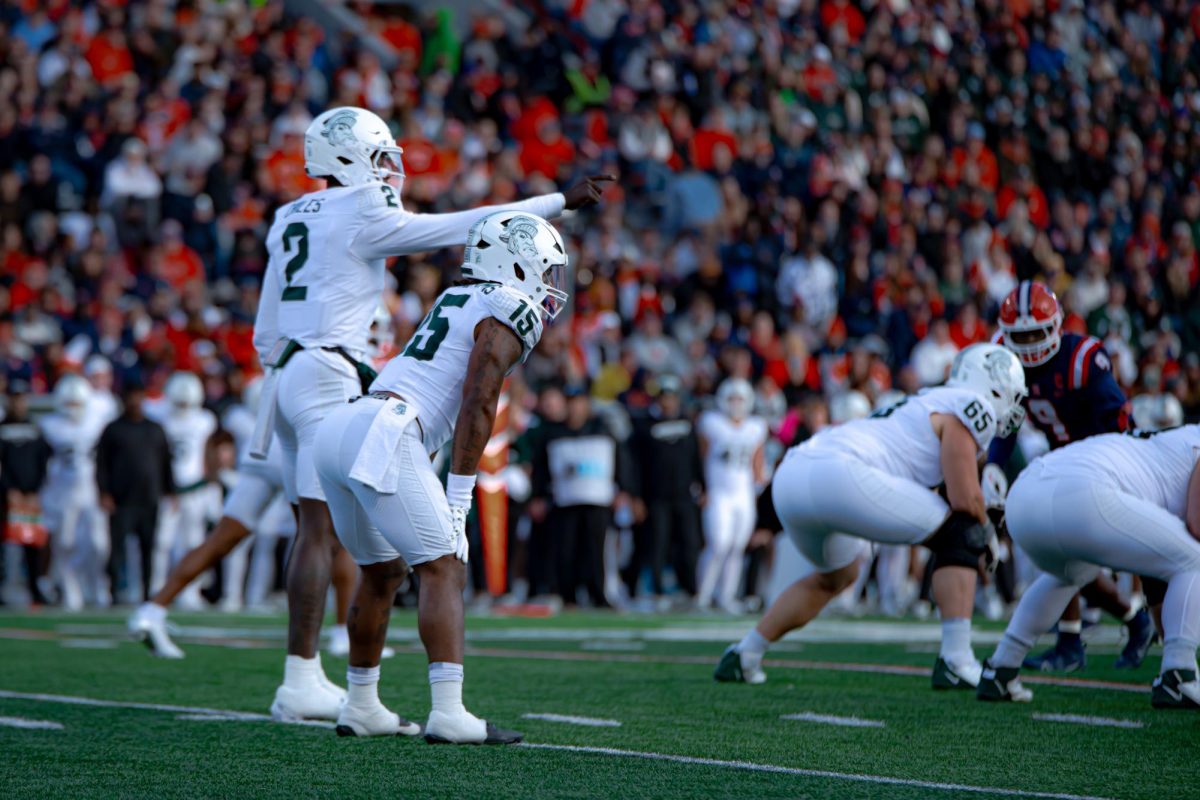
xmin=39 ymin=375 xmax=109 ymax=610
xmin=978 ymin=425 xmax=1200 ymax=708
xmin=695 ymin=378 xmax=768 ymax=613
xmin=128 ymin=377 xmax=287 ymax=658
xmin=147 ymin=372 xmax=218 ymax=610
xmin=716 ymin=344 xmax=1027 ymax=689
xmin=314 ymin=211 xmax=569 ymax=743
xmin=252 ymin=106 xmax=610 ymax=721
xmin=991 ymin=281 xmax=1154 ymax=671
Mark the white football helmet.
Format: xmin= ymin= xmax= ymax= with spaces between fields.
xmin=1132 ymin=393 xmax=1184 ymax=432
xmin=165 ymin=371 xmax=204 ymax=410
xmin=461 ymin=211 xmax=569 ymax=319
xmin=829 ymin=390 xmax=872 ymax=425
xmin=716 ymin=377 xmax=755 ymax=421
xmin=947 ymin=343 xmax=1027 ymax=437
xmin=304 ymin=106 xmax=404 ymax=189
xmin=54 ymin=374 xmax=92 ymax=421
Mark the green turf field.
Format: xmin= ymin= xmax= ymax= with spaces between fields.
xmin=0 ymin=609 xmax=1191 ymax=799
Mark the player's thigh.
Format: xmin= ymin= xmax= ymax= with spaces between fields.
xmin=277 ymin=352 xmax=358 ymax=503
xmin=702 ymin=492 xmax=734 ymax=546
xmin=1082 ymin=485 xmax=1200 ymax=581
xmin=730 ymin=492 xmax=756 ymax=542
xmin=223 ymin=473 xmax=277 ymax=530
xmin=352 ymin=434 xmax=454 ymax=567
xmin=775 ymin=453 xmax=948 ymax=548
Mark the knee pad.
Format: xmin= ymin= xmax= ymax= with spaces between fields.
xmin=925 ymin=511 xmax=997 ymax=571
xmin=1142 ymin=576 xmax=1168 ymax=606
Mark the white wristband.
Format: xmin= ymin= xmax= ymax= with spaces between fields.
xmin=446 ymin=473 xmax=477 ymax=507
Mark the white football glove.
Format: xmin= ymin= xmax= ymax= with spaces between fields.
xmin=448 ymin=505 xmax=470 ymax=563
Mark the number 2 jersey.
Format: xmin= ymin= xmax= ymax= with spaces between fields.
xmin=698 ymin=411 xmax=767 ymax=497
xmin=1031 ymin=426 xmax=1200 ymax=517
xmin=795 ymin=386 xmax=998 ymax=488
xmin=371 ymin=283 xmax=544 ymax=454
xmin=253 ymin=181 xmax=564 ymax=362
xmin=989 ymin=332 xmax=1129 ymax=464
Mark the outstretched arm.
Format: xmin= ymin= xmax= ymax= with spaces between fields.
xmin=450 ymin=318 xmax=525 ymax=477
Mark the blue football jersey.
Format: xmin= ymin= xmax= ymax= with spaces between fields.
xmin=989 ymin=332 xmax=1129 ymax=464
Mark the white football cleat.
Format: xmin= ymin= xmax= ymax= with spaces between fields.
xmin=128 ymin=603 xmax=184 ymax=659
xmin=335 ymin=703 xmax=421 ymax=737
xmin=270 ymin=683 xmax=345 ymax=722
xmin=424 ymin=709 xmax=523 ymax=745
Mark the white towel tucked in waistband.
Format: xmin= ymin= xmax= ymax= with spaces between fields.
xmin=348 ymin=396 xmax=420 ymax=494
xmin=249 ymin=369 xmax=280 ymax=460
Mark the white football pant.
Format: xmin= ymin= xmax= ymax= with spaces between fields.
xmin=43 ymin=484 xmax=108 ymax=610
xmin=152 ymin=488 xmax=213 ymax=606
xmin=999 ymin=460 xmax=1200 ymax=673
xmin=773 ymin=451 xmax=949 ymax=572
xmin=275 ymin=349 xmax=360 ymax=503
xmin=696 ymin=489 xmax=756 ymax=609
xmin=315 ymin=397 xmax=455 ymax=567
xmin=218 ymin=472 xmax=283 ymax=610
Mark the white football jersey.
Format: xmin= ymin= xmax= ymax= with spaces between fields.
xmin=155 ymin=407 xmax=218 ymax=489
xmin=253 ymin=182 xmax=564 ymax=362
xmin=373 ymin=283 xmax=543 ymax=454
xmin=1034 ymin=426 xmax=1200 ymax=518
xmin=39 ymin=412 xmax=105 ymax=489
xmin=698 ymin=411 xmax=768 ymax=496
xmin=798 ymin=386 xmax=998 ymax=488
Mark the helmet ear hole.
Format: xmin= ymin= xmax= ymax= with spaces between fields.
xmin=513 ymin=263 xmax=526 ymax=281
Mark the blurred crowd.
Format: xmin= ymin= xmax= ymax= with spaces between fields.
xmin=0 ymin=0 xmax=1199 ymax=608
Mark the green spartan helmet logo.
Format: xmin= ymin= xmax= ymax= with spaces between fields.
xmin=320 ymin=110 xmax=359 ymax=147
xmin=499 ymin=216 xmax=540 ymax=259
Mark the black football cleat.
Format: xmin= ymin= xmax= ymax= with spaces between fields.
xmin=1151 ymin=669 xmax=1200 ymax=710
xmin=976 ymin=660 xmax=1033 ymax=702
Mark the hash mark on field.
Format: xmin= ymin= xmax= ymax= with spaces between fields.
xmin=60 ymin=638 xmax=119 ymax=649
xmin=780 ymin=712 xmax=884 ymax=728
xmin=1032 ymin=713 xmax=1145 ymax=729
xmin=580 ymin=640 xmax=645 ymax=652
xmin=0 ymin=715 xmax=64 ymax=730
xmin=518 ymin=743 xmax=1114 ymax=800
xmin=522 ymin=713 xmax=622 ymax=727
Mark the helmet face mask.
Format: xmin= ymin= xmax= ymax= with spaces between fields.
xmin=1000 ymin=281 xmax=1062 ymax=367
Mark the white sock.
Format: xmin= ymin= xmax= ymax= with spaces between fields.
xmin=346 ymin=665 xmax=380 ymax=707
xmin=737 ymin=629 xmax=769 ymax=657
xmin=284 ymin=654 xmax=323 ymax=688
xmin=429 ymin=662 xmax=465 ymax=714
xmin=142 ymin=602 xmax=167 ymax=622
xmin=1162 ymin=572 xmax=1200 ymax=674
xmin=940 ymin=618 xmax=973 ymax=663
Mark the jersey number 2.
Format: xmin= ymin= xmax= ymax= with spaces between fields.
xmin=281 ymin=222 xmax=309 ymax=302
xmin=403 ymin=293 xmax=469 ymax=361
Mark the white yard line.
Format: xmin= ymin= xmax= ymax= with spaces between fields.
xmin=518 ymin=743 xmax=1114 ymax=800
xmin=0 ymin=690 xmax=334 ymax=729
xmin=1031 ymin=713 xmax=1145 ymax=729
xmin=780 ymin=712 xmax=885 ymax=728
xmin=522 ymin=713 xmax=622 ymax=727
xmin=59 ymin=638 xmax=119 ymax=649
xmin=0 ymin=715 xmax=64 ymax=730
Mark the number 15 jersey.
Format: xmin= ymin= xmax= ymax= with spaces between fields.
xmin=254 ymin=182 xmax=564 ymax=362
xmin=796 ymin=386 xmax=998 ymax=488
xmin=372 ymin=283 xmax=543 ymax=454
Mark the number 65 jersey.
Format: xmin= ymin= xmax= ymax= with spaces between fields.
xmin=372 ymin=283 xmax=543 ymax=453
xmin=798 ymin=387 xmax=998 ymax=488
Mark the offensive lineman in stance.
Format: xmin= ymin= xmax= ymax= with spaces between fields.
xmin=315 ymin=211 xmax=568 ymax=743
xmin=716 ymin=344 xmax=1027 ymax=689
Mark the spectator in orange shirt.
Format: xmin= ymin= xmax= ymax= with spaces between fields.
xmin=821 ymin=0 xmax=865 ymax=45
xmin=690 ymin=110 xmax=738 ymax=172
xmin=951 ymin=123 xmax=999 ymax=192
xmin=259 ymin=130 xmax=321 ymax=201
xmin=520 ymin=117 xmax=576 ymax=180
xmin=157 ymin=221 xmax=204 ymax=291
xmin=85 ymin=24 xmax=134 ymax=87
xmin=997 ymin=165 xmax=1050 ymax=229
